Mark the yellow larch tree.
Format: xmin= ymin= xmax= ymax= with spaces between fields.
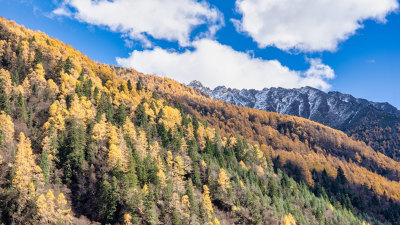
xmin=156 ymin=155 xmax=167 ymax=189
xmin=149 ymin=141 xmax=161 ymax=159
xmin=142 ymin=183 xmax=149 ymax=196
xmin=122 ymin=117 xmax=136 ymax=141
xmin=13 ymin=133 xmax=44 ymax=206
xmin=185 ymin=122 xmax=195 ymax=141
xmin=47 ymin=79 xmax=60 ymax=99
xmin=107 ymin=125 xmax=128 ymax=171
xmin=197 ymin=124 xmax=206 ymax=150
xmin=37 ymin=190 xmax=72 ymax=224
xmin=92 ymin=114 xmax=108 ymax=143
xmin=56 ymin=193 xmax=72 ymax=222
xmin=181 ymin=195 xmax=190 ymax=214
xmin=202 ymin=185 xmax=214 ymax=219
xmin=0 ymin=68 xmax=12 ymax=96
xmin=161 ymin=106 xmax=182 ymax=131
xmin=172 ymin=155 xmax=186 ymax=193
xmin=217 ymin=168 xmax=231 ymax=193
xmin=44 ymin=99 xmax=68 ymax=132
xmin=213 ymin=217 xmax=221 ymax=225
xmin=206 ymin=127 xmax=215 ymax=141
xmin=124 ymin=213 xmax=133 ymax=225
xmin=27 ymin=64 xmax=47 ymax=95
xmin=0 ymin=111 xmax=14 ymax=149
xmin=135 ymin=130 xmax=148 ymax=159
xmin=228 ymin=137 xmax=237 ymax=148
xmin=69 ymin=95 xmax=96 ymax=123
xmin=281 ymin=213 xmax=296 ymax=225
xmin=166 ymin=151 xmax=174 ymax=169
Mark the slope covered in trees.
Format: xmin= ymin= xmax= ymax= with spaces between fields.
xmin=188 ymin=82 xmax=400 ymax=161
xmin=0 ymin=17 xmax=398 ymax=224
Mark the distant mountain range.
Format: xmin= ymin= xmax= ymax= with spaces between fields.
xmin=189 ymin=80 xmax=400 ymax=160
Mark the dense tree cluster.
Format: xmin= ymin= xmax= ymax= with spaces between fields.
xmin=0 ymin=16 xmax=396 ymax=224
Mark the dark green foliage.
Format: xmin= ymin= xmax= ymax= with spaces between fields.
xmin=11 ymin=70 xmax=19 ymax=85
xmin=65 ymin=94 xmax=73 ymax=109
xmin=172 ymin=209 xmax=182 ymax=225
xmin=144 ymin=189 xmax=158 ymax=225
xmin=114 ymin=103 xmax=127 ymax=127
xmin=135 ymin=101 xmax=147 ymax=127
xmin=40 ymin=150 xmax=50 ymax=184
xmin=76 ymin=76 xmax=93 ymax=99
xmin=96 ymin=92 xmax=114 ymax=123
xmin=98 ymin=175 xmax=119 ymax=224
xmin=268 ymin=177 xmax=278 ymax=199
xmin=16 ymin=92 xmax=27 ymax=121
xmin=53 ymin=58 xmax=64 ymax=84
xmin=33 ymin=49 xmax=44 ymax=66
xmin=60 ymin=119 xmax=86 ymax=184
xmin=127 ymin=80 xmax=133 ymax=91
xmin=0 ymin=20 xmax=385 ymax=225
xmin=64 ymin=57 xmax=72 ymax=75
xmin=0 ymin=79 xmax=11 ymax=114
xmin=336 ymin=167 xmax=347 ymax=184
xmin=136 ymin=81 xmax=143 ymax=91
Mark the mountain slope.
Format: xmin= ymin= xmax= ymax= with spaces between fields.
xmin=189 ymin=81 xmax=400 ymax=160
xmin=0 ymin=17 xmax=399 ymax=224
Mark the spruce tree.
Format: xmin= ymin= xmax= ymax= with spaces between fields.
xmin=64 ymin=57 xmax=72 ymax=75
xmin=17 ymin=92 xmax=27 ymax=121
xmin=115 ymin=103 xmax=127 ymax=127
xmin=0 ymin=79 xmax=11 ymax=114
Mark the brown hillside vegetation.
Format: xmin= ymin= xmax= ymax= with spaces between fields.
xmin=115 ymin=67 xmax=400 ymax=200
xmin=0 ymin=16 xmax=399 ymax=224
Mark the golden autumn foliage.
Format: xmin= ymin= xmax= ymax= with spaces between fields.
xmin=281 ymin=213 xmax=296 ymax=225
xmin=92 ymin=114 xmax=108 ymax=142
xmin=181 ymin=195 xmax=190 ymax=214
xmin=124 ymin=213 xmax=132 ymax=225
xmin=132 ymin=70 xmax=400 ymax=201
xmin=122 ymin=117 xmax=137 ymax=141
xmin=69 ymin=95 xmax=96 ymax=123
xmin=135 ymin=130 xmax=148 ymax=159
xmin=0 ymin=111 xmax=14 ymax=148
xmin=0 ymin=16 xmax=395 ymax=224
xmin=107 ymin=125 xmax=129 ymax=171
xmin=45 ymin=99 xmax=68 ymax=131
xmin=161 ymin=106 xmax=182 ymax=131
xmin=37 ymin=190 xmax=71 ymax=224
xmin=202 ymin=185 xmax=214 ymax=218
xmin=13 ymin=133 xmax=43 ymax=200
xmin=217 ymin=168 xmax=231 ymax=193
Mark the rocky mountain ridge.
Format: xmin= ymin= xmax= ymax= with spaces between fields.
xmin=189 ymin=80 xmax=400 ymax=159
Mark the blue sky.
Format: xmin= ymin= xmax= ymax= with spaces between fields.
xmin=1 ymin=0 xmax=400 ymax=108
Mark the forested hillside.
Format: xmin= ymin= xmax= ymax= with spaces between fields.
xmin=0 ymin=17 xmax=398 ymax=224
xmin=188 ymin=82 xmax=400 ymax=160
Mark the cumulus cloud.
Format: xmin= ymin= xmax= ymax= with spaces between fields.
xmin=117 ymin=39 xmax=335 ymax=91
xmin=234 ymin=0 xmax=399 ymax=52
xmin=53 ymin=0 xmax=223 ymax=46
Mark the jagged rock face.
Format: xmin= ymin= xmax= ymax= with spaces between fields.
xmin=189 ymin=81 xmax=400 ymax=159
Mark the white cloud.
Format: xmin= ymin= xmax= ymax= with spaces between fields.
xmin=117 ymin=39 xmax=335 ymax=91
xmin=234 ymin=0 xmax=399 ymax=52
xmin=52 ymin=7 xmax=71 ymax=17
xmin=53 ymin=0 xmax=223 ymax=46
